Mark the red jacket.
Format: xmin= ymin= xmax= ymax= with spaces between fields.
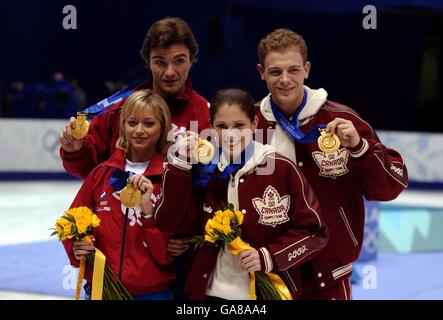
xmin=255 ymin=88 xmax=408 ymax=295
xmin=154 ymin=142 xmax=328 ymax=299
xmin=60 ymin=78 xmax=209 ymax=179
xmin=62 ymin=149 xmax=174 ymax=296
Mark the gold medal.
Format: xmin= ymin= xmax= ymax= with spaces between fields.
xmin=72 ymin=113 xmax=89 ymax=140
xmin=318 ymin=129 xmax=340 ymax=153
xmin=192 ymin=139 xmax=215 ymax=164
xmin=120 ymin=182 xmax=142 ymax=208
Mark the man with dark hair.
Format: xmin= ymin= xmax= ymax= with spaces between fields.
xmin=59 ymin=17 xmax=210 ymax=300
xmin=60 ymin=17 xmax=209 ymax=179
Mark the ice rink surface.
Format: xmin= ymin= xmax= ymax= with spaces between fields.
xmin=0 ymin=181 xmax=442 ymax=300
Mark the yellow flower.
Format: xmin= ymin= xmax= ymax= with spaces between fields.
xmin=204 ymin=234 xmax=216 ymax=243
xmin=205 ymin=218 xmax=215 ymax=232
xmin=213 ymin=210 xmax=223 ymax=217
xmin=91 ymin=214 xmax=101 ymax=228
xmin=55 ymin=218 xmax=73 ymax=240
xmin=221 ymin=224 xmax=231 ymax=235
xmin=213 ymin=211 xmax=224 ymax=225
xmin=235 ymin=210 xmax=244 ymax=225
xmin=68 ymin=207 xmax=94 ymax=234
xmin=76 ymin=215 xmax=92 ymax=234
xmin=222 ymin=210 xmax=231 ymax=224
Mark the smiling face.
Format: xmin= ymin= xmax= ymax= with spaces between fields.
xmin=125 ymin=106 xmax=162 ymax=163
xmin=212 ymin=103 xmax=257 ymax=161
xmin=257 ymin=46 xmax=310 ymax=116
xmin=149 ymin=43 xmax=192 ymax=98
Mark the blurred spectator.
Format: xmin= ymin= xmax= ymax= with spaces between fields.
xmin=46 ymin=71 xmax=76 ymax=118
xmin=1 ymin=74 xmax=90 ymax=118
xmin=9 ymin=81 xmax=28 ymax=117
xmin=71 ymin=78 xmax=87 ymax=111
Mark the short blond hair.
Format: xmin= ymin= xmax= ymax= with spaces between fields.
xmin=116 ymin=90 xmax=172 ymax=156
xmin=258 ymin=28 xmax=308 ymax=66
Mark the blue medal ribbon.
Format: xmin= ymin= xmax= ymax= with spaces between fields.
xmin=80 ymin=80 xmax=143 ymax=118
xmin=192 ymin=142 xmax=254 ymax=187
xmin=270 ymin=90 xmax=325 ymax=143
xmin=109 ymin=169 xmax=135 ymax=191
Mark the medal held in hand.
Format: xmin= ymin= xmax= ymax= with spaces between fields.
xmin=193 ymin=139 xmax=215 ymax=164
xmin=318 ymin=129 xmax=340 ymax=154
xmin=120 ymin=181 xmax=142 ymax=208
xmin=72 ymin=113 xmax=90 ymax=140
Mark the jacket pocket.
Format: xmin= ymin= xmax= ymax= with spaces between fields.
xmin=338 ymin=206 xmax=358 ymax=247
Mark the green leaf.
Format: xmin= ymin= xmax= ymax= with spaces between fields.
xmin=63 ymin=214 xmax=75 ymax=224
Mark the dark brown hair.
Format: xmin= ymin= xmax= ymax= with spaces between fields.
xmin=210 ymin=88 xmax=255 ymax=124
xmin=140 ymin=17 xmax=199 ymax=65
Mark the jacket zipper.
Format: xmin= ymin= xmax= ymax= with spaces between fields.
xmin=339 ymin=206 xmax=358 ymax=247
xmin=118 ymin=207 xmax=130 ymax=280
xmin=283 ymin=270 xmax=297 ymax=293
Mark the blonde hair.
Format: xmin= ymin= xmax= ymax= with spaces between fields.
xmin=258 ymin=28 xmax=308 ymax=66
xmin=116 ymin=90 xmax=172 ymax=156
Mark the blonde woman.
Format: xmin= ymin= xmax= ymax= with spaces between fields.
xmin=62 ymin=90 xmax=175 ymax=299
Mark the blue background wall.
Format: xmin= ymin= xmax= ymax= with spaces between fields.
xmin=1 ymin=0 xmax=443 ymax=132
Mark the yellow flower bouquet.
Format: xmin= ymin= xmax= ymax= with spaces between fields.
xmin=51 ymin=206 xmax=132 ymax=300
xmin=193 ymin=203 xmax=292 ymax=300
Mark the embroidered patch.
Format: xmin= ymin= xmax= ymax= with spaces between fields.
xmin=203 ymin=203 xmax=213 ymax=214
xmin=312 ymin=148 xmax=349 ymax=179
xmin=252 ymin=185 xmax=290 ymax=227
xmin=95 ymin=191 xmax=110 ymax=212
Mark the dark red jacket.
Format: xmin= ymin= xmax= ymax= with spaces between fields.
xmin=62 ymin=149 xmax=174 ymax=296
xmin=255 ymin=92 xmax=408 ymax=295
xmin=60 ymin=78 xmax=209 ymax=179
xmin=154 ymin=142 xmax=328 ymax=299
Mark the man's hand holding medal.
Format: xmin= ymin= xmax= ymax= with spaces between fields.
xmin=60 ymin=113 xmax=89 ymax=153
xmin=323 ymin=117 xmax=361 ymax=150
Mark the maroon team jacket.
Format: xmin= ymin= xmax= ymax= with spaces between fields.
xmin=60 ymin=78 xmax=209 ymax=179
xmin=62 ymin=149 xmax=175 ymax=296
xmin=255 ymin=91 xmax=408 ymax=295
xmin=154 ymin=142 xmax=329 ymax=299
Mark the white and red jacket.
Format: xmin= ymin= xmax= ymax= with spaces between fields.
xmin=154 ymin=142 xmax=328 ymax=300
xmin=62 ymin=149 xmax=174 ymax=296
xmin=60 ymin=78 xmax=210 ymax=179
xmin=256 ymin=86 xmax=408 ymax=296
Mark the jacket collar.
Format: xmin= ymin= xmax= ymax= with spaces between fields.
xmin=107 ymin=149 xmax=165 ymax=177
xmin=217 ymin=141 xmax=276 ymax=178
xmin=260 ymin=86 xmax=328 ymax=125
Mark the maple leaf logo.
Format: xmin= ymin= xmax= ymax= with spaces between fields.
xmin=252 ymin=186 xmax=290 ymax=227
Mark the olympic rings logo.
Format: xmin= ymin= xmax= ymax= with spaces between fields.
xmin=42 ymin=129 xmax=61 ymax=161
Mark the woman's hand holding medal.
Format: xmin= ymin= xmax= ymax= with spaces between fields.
xmin=174 ymin=131 xmax=215 ymax=164
xmin=175 ymin=131 xmax=199 ymax=162
xmin=122 ymin=174 xmax=154 ymax=217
